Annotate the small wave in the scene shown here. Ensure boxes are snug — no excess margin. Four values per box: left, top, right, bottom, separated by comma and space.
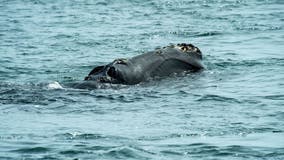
197, 94, 240, 103
51, 34, 73, 39
86, 145, 115, 151
55, 133, 104, 140
57, 144, 155, 159
138, 133, 200, 141
11, 147, 51, 153
75, 41, 101, 47
53, 133, 156, 158
253, 127, 283, 133
101, 145, 154, 159
55, 132, 129, 141
234, 23, 282, 32
59, 150, 86, 155
95, 1, 109, 6
158, 143, 284, 159
212, 58, 284, 69
262, 94, 284, 100
169, 31, 222, 37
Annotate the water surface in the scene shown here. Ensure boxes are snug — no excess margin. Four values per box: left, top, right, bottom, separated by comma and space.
0, 0, 284, 159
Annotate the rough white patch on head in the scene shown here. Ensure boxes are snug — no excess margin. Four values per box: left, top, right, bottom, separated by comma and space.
47, 81, 63, 89
174, 45, 192, 52
174, 45, 183, 51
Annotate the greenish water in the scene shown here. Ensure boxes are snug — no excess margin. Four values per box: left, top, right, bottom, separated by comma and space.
0, 0, 283, 159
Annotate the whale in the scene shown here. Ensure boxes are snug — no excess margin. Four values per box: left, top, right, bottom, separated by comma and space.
74, 43, 204, 89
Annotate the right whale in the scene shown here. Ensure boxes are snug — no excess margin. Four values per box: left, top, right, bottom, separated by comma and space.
75, 43, 204, 88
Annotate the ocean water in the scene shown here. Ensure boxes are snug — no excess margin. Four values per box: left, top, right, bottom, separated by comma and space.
0, 0, 284, 159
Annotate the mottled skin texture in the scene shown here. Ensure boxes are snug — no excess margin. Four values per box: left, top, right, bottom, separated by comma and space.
76, 43, 203, 88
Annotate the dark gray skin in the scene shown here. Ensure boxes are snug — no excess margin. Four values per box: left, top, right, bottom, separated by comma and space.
74, 43, 203, 89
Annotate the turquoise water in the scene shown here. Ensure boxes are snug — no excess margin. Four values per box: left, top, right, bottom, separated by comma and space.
1, 0, 284, 159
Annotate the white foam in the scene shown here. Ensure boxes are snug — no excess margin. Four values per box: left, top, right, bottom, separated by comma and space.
47, 81, 63, 89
